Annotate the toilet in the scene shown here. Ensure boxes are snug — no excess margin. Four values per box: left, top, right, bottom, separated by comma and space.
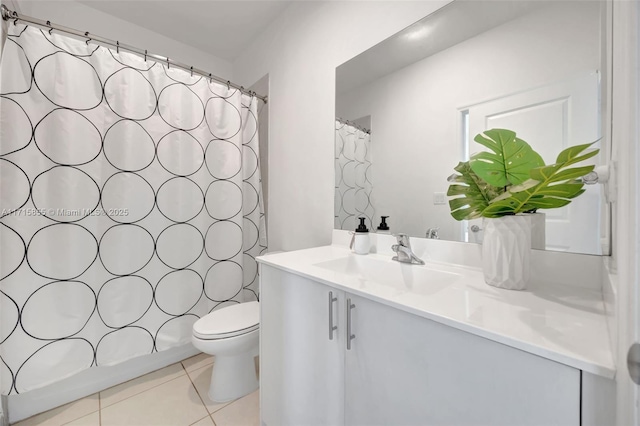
191, 301, 260, 402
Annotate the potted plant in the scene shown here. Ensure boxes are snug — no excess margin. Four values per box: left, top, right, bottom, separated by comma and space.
447, 128, 599, 290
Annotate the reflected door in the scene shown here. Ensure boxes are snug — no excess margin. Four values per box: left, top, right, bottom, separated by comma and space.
464, 72, 602, 254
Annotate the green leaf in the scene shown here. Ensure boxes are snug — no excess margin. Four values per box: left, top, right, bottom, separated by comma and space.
555, 143, 598, 166
484, 145, 600, 215
469, 128, 545, 187
532, 183, 585, 198
447, 129, 600, 218
547, 165, 595, 183
529, 164, 562, 182
446, 161, 504, 221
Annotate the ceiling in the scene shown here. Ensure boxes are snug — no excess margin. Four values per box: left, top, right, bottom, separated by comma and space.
79, 1, 292, 61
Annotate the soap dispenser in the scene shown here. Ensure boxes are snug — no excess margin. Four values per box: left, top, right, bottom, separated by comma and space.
377, 216, 390, 234
350, 217, 370, 255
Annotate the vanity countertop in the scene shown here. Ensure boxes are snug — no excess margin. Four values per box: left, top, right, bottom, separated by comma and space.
257, 245, 615, 379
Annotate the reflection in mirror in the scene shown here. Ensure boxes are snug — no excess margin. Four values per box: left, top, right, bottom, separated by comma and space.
335, 0, 608, 255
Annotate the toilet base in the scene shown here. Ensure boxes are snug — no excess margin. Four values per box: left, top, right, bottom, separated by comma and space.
208, 350, 259, 402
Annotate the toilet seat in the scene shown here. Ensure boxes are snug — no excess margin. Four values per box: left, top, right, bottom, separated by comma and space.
193, 301, 259, 340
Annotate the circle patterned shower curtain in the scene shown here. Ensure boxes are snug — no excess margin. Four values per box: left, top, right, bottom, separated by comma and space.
334, 120, 375, 231
0, 24, 267, 394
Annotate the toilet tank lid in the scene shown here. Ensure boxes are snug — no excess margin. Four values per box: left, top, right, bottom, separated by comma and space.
193, 301, 259, 336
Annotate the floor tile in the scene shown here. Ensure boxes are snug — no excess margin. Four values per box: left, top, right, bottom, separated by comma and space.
189, 416, 215, 426
186, 365, 232, 414
101, 375, 208, 426
63, 411, 100, 426
13, 394, 99, 426
100, 362, 185, 408
211, 390, 259, 426
182, 353, 214, 373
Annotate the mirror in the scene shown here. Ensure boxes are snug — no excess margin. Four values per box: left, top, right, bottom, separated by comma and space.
335, 0, 609, 255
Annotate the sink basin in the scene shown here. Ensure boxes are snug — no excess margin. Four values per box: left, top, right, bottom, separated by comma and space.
314, 255, 461, 295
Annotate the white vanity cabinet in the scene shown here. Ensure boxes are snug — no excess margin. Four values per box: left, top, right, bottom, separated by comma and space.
260, 264, 581, 426
345, 293, 580, 425
260, 265, 345, 426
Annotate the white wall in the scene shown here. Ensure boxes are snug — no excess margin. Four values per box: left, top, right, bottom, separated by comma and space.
233, 0, 451, 251
12, 1, 232, 78
336, 2, 601, 241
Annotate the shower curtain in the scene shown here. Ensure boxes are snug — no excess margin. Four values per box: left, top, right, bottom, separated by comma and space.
0, 24, 266, 394
335, 120, 375, 231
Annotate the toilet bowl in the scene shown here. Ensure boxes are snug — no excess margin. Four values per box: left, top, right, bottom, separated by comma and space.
191, 301, 259, 402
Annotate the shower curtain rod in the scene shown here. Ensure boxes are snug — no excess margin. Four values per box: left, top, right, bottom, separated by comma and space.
0, 4, 267, 103
336, 117, 371, 134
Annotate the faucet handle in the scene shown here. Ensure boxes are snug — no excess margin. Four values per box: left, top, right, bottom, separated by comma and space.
393, 233, 410, 246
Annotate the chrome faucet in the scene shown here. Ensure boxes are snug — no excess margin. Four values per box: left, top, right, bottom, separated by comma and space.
425, 227, 439, 239
392, 233, 425, 265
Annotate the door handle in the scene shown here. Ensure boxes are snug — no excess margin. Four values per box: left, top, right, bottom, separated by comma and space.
470, 225, 482, 233
346, 298, 356, 350
328, 291, 338, 340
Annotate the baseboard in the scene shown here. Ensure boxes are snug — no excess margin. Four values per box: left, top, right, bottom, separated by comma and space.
8, 344, 199, 423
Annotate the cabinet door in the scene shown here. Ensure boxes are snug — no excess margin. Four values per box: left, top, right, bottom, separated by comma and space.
344, 293, 580, 426
260, 265, 345, 426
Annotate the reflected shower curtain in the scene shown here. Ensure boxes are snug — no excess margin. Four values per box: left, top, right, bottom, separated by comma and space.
334, 120, 374, 231
0, 24, 266, 394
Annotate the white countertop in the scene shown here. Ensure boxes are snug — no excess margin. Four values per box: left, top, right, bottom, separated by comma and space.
257, 245, 615, 379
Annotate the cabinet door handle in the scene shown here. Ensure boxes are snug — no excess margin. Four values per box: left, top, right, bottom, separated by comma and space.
328, 291, 338, 340
346, 298, 356, 350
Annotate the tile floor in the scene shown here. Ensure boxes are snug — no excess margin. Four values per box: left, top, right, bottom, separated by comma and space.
12, 354, 259, 426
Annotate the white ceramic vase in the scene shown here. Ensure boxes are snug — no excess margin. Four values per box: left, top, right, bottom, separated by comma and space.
529, 212, 546, 250
482, 215, 532, 290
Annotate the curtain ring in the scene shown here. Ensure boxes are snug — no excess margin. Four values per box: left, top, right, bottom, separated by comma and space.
227, 80, 230, 90
167, 57, 170, 69
116, 41, 119, 54
144, 50, 147, 62
84, 31, 91, 45
209, 73, 212, 84
46, 20, 53, 35
190, 66, 193, 77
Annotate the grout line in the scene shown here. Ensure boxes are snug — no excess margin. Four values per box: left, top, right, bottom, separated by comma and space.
185, 364, 234, 416
188, 415, 211, 426
182, 355, 214, 375
52, 395, 102, 426
183, 363, 210, 415
210, 414, 217, 425
100, 363, 186, 410
20, 394, 101, 426
214, 391, 250, 414
100, 373, 187, 414
98, 390, 102, 426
